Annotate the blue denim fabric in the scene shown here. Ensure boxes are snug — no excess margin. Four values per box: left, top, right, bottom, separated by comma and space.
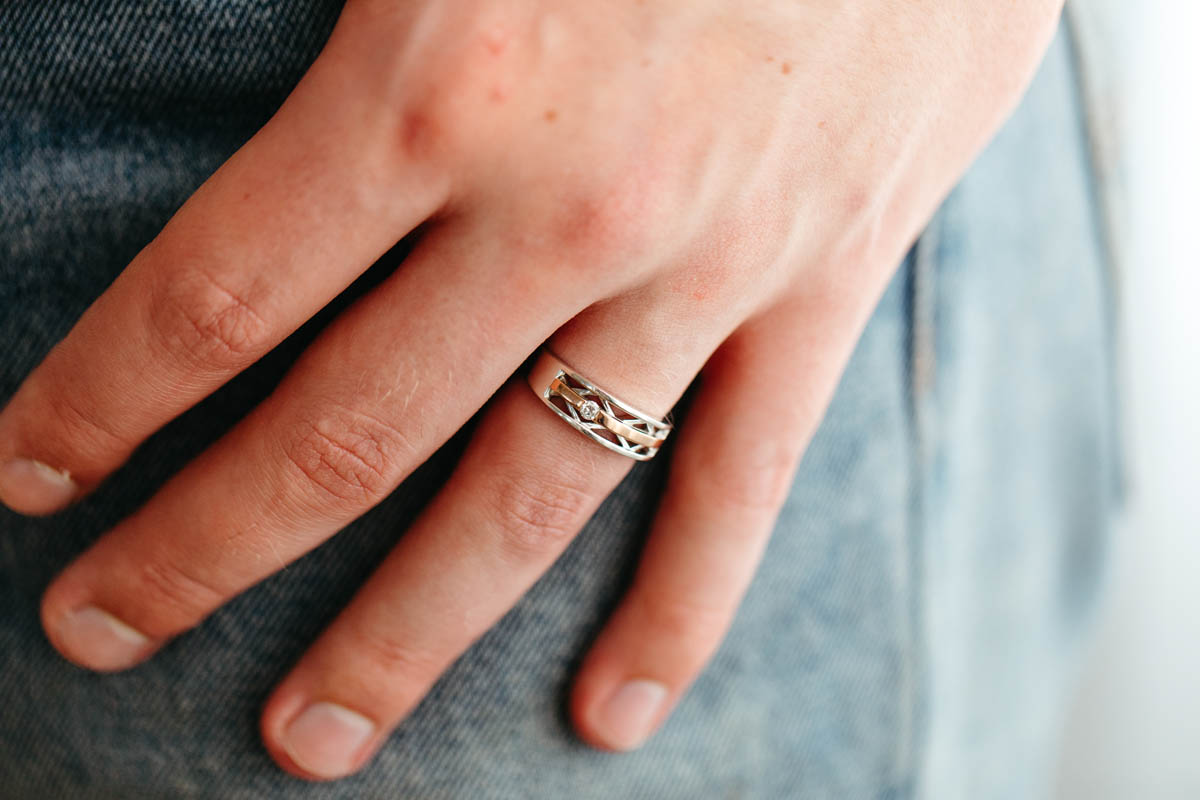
0, 3, 1120, 798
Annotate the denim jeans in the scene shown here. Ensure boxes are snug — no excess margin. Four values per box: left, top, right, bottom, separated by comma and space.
0, 3, 1121, 798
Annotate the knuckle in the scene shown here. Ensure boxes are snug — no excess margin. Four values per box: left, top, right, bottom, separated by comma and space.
389, 76, 499, 168
550, 180, 656, 262
279, 410, 411, 509
353, 625, 440, 685
35, 382, 135, 468
529, 176, 668, 295
636, 586, 731, 649
146, 264, 272, 373
360, 15, 526, 166
130, 558, 224, 636
692, 439, 800, 515
491, 468, 594, 559
392, 103, 450, 164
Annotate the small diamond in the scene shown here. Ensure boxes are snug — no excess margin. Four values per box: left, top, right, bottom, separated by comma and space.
578, 400, 600, 421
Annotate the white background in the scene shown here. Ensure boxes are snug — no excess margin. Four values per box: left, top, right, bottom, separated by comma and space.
1055, 1, 1200, 797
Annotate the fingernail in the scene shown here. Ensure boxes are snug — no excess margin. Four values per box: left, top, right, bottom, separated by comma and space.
54, 606, 153, 672
0, 458, 77, 515
283, 702, 376, 779
593, 679, 668, 750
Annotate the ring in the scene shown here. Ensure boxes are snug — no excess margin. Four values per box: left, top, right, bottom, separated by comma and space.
526, 348, 673, 461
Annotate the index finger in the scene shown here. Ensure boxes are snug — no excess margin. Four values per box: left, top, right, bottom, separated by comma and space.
0, 16, 446, 515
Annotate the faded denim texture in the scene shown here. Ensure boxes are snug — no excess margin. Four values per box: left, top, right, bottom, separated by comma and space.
0, 3, 1121, 798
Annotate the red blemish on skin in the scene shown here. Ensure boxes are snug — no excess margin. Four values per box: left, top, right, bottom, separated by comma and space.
666, 274, 715, 303
544, 108, 557, 122
818, 120, 827, 129
781, 62, 791, 75
765, 55, 774, 62
489, 85, 508, 103
483, 27, 509, 56
641, 57, 651, 67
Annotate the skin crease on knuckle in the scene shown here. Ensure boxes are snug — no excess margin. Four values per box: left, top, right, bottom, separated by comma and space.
276, 409, 415, 512
23, 380, 137, 490
108, 557, 227, 639
491, 466, 599, 560
632, 582, 735, 653
40, 547, 224, 661
143, 257, 274, 379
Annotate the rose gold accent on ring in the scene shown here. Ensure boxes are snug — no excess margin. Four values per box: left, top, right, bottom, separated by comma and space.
526, 348, 673, 460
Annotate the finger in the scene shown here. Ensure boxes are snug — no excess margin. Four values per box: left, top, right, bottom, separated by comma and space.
570, 298, 852, 751
258, 300, 722, 781
0, 13, 448, 515
37, 219, 590, 673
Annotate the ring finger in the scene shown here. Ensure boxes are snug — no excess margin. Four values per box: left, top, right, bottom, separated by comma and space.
258, 290, 731, 780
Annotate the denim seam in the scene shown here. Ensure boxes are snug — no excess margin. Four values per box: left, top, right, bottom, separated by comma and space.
895, 206, 942, 800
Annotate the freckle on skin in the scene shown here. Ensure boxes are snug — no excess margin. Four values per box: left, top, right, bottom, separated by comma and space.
544, 108, 557, 122
641, 57, 651, 67
765, 55, 774, 62
818, 120, 827, 129
781, 62, 791, 75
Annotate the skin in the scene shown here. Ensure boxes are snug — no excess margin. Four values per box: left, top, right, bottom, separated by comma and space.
0, 0, 1064, 782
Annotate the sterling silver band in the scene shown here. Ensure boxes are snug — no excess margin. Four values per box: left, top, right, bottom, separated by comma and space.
526, 348, 673, 460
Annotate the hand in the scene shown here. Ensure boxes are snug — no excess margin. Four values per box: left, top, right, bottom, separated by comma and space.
0, 0, 1062, 781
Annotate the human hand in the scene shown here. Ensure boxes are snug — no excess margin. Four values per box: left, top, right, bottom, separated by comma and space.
0, 0, 1063, 781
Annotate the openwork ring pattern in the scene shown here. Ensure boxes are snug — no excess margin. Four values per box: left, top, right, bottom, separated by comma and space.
526, 349, 673, 461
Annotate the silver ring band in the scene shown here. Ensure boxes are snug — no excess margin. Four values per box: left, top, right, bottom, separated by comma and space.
527, 348, 673, 460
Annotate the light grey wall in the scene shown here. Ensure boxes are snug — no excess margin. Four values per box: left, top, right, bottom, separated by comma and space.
1056, 2, 1200, 797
